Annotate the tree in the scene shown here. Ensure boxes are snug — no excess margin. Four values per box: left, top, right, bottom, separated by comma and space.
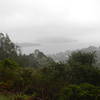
68, 51, 96, 66
0, 33, 20, 60
59, 84, 100, 100
0, 59, 19, 92
66, 51, 100, 85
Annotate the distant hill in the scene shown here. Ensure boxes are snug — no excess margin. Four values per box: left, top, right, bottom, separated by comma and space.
48, 46, 100, 66
16, 41, 100, 66
48, 50, 72, 63
17, 49, 55, 68
33, 49, 55, 67
16, 42, 40, 47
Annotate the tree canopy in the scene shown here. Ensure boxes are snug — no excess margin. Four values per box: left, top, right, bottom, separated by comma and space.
0, 33, 100, 100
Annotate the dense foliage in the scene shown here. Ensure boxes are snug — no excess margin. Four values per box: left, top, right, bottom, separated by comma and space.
0, 33, 100, 100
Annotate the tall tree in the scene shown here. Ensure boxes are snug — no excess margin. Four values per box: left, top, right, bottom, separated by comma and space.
0, 33, 19, 60
68, 51, 96, 66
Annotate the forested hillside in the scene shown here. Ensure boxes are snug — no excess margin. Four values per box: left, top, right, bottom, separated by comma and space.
0, 33, 100, 100
49, 46, 100, 67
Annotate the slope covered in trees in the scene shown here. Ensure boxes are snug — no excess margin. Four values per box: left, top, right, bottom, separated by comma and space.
49, 46, 100, 67
0, 33, 100, 100
0, 33, 54, 68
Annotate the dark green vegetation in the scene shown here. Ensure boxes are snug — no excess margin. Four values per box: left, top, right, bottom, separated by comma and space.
0, 33, 100, 100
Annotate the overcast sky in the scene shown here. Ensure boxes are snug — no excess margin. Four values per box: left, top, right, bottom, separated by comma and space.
0, 0, 100, 54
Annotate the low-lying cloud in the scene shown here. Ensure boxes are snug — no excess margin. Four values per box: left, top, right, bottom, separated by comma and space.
37, 37, 77, 44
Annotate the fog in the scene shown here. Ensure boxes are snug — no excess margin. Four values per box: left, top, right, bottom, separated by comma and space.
0, 0, 100, 54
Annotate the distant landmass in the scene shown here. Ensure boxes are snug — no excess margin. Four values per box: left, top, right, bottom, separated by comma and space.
16, 42, 40, 47
48, 50, 72, 63
16, 42, 100, 66
48, 46, 100, 66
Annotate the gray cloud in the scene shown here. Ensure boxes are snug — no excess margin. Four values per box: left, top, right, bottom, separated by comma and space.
0, 0, 100, 53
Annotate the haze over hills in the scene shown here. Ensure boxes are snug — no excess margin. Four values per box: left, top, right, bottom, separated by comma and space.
0, 0, 100, 99
15, 40, 99, 54
16, 42, 100, 65
48, 46, 100, 65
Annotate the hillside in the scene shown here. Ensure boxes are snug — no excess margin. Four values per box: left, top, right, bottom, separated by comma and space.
49, 46, 100, 66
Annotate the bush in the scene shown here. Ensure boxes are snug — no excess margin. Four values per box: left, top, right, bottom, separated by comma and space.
59, 84, 100, 100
